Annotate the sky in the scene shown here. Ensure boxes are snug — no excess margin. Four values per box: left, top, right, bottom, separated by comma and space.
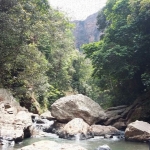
48, 0, 107, 20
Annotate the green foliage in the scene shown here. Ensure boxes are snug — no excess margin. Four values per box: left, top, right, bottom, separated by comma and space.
0, 0, 77, 110
97, 8, 107, 31
71, 51, 93, 94
83, 0, 150, 106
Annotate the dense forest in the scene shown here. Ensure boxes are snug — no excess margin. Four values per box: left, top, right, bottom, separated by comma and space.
0, 0, 150, 112
0, 0, 96, 112
83, 0, 150, 106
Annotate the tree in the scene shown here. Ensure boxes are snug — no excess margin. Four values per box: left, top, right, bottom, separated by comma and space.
83, 0, 150, 106
0, 0, 77, 110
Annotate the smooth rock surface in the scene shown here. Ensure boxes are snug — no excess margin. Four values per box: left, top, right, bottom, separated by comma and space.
51, 94, 106, 125
58, 118, 93, 140
125, 120, 150, 142
91, 125, 120, 136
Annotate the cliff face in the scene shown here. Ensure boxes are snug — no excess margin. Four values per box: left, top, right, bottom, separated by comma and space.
73, 12, 101, 50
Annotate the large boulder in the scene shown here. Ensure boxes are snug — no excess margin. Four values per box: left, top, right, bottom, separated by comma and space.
125, 120, 150, 142
0, 110, 33, 143
91, 125, 120, 136
18, 140, 87, 150
51, 94, 106, 125
58, 118, 93, 140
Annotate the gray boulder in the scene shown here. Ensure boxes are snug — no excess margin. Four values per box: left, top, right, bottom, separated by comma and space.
0, 89, 34, 146
91, 125, 120, 137
0, 110, 33, 143
125, 120, 150, 142
51, 94, 106, 125
58, 118, 93, 140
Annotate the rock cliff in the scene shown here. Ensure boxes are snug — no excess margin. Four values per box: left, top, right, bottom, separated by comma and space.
73, 12, 101, 50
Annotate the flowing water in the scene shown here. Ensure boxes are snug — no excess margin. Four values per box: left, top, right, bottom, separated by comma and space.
1, 133, 148, 150
0, 118, 149, 150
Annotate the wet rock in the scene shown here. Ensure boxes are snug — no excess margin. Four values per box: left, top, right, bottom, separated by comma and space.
104, 134, 113, 139
50, 121, 66, 134
35, 119, 55, 132
35, 118, 45, 124
91, 125, 120, 137
95, 144, 111, 150
58, 118, 93, 140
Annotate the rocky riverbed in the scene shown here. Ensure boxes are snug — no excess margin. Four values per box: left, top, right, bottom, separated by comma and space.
0, 90, 150, 150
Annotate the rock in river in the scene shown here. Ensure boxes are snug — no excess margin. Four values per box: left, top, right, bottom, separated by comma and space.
91, 125, 120, 136
125, 120, 150, 142
51, 94, 106, 125
58, 118, 93, 140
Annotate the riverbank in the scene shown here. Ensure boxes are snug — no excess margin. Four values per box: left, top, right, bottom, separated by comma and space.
12, 134, 148, 150
0, 90, 150, 150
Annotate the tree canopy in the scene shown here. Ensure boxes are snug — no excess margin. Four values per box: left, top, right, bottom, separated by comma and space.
0, 0, 99, 111
2, 0, 150, 110
83, 0, 150, 106
0, 0, 75, 110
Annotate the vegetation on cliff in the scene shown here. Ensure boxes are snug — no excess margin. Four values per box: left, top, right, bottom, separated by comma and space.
1, 0, 150, 111
82, 0, 150, 106
0, 0, 97, 111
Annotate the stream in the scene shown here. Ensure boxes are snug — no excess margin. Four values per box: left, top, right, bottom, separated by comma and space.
1, 133, 148, 150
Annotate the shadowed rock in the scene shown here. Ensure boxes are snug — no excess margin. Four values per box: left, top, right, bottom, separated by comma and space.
40, 111, 55, 121
91, 125, 120, 136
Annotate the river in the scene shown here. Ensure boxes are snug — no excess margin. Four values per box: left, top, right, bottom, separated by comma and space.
1, 133, 148, 150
